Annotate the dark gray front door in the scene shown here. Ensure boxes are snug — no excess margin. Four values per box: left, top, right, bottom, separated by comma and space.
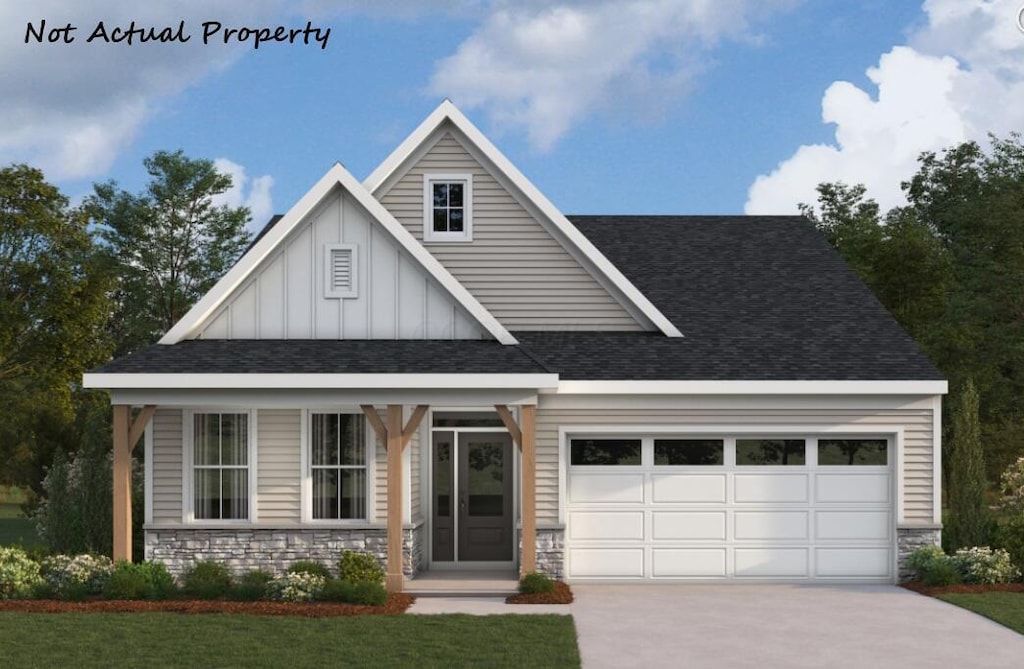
432, 431, 513, 562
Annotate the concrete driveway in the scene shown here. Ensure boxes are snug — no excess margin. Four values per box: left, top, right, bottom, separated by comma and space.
570, 584, 1024, 668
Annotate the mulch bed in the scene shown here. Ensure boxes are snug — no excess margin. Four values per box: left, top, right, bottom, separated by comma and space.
0, 594, 414, 617
506, 581, 573, 605
901, 581, 1024, 597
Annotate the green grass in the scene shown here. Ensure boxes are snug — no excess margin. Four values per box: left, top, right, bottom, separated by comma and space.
0, 612, 580, 668
0, 485, 28, 506
938, 593, 1024, 635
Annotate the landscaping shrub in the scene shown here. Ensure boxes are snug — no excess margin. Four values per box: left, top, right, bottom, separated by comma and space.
944, 380, 993, 551
996, 516, 1024, 576
105, 561, 158, 600
518, 571, 555, 594
337, 550, 384, 586
0, 546, 42, 599
232, 569, 274, 601
318, 578, 388, 605
183, 561, 233, 600
950, 546, 1020, 585
906, 546, 961, 586
41, 554, 114, 600
141, 561, 178, 600
998, 457, 1024, 574
286, 560, 332, 580
267, 572, 326, 602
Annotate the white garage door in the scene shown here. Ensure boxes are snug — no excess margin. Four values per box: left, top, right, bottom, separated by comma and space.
566, 436, 893, 581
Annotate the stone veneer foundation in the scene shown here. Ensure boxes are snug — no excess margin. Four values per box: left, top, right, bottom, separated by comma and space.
146, 524, 425, 579
520, 526, 565, 579
896, 525, 942, 581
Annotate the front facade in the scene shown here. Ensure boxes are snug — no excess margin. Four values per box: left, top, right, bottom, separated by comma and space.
84, 102, 946, 589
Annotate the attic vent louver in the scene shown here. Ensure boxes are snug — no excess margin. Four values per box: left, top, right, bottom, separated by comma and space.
324, 244, 357, 298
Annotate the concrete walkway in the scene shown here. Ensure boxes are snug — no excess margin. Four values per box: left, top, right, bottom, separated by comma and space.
408, 584, 1024, 668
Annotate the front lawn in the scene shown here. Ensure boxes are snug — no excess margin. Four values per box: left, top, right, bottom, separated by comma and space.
938, 593, 1024, 635
0, 612, 580, 668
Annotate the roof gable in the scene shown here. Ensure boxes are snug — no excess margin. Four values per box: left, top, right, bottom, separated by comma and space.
365, 100, 682, 338
160, 163, 517, 345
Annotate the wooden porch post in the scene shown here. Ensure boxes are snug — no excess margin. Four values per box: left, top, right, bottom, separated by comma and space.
112, 404, 156, 563
495, 404, 538, 576
361, 404, 428, 593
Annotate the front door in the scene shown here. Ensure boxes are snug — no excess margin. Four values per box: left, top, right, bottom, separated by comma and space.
432, 431, 514, 563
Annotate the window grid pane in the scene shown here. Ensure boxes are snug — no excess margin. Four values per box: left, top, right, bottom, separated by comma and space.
193, 413, 249, 520
654, 439, 725, 466
818, 439, 888, 465
735, 439, 806, 466
311, 414, 367, 520
570, 439, 642, 466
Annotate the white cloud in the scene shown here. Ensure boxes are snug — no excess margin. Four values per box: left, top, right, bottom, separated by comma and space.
429, 0, 800, 151
212, 158, 275, 232
0, 1, 282, 180
745, 0, 1024, 214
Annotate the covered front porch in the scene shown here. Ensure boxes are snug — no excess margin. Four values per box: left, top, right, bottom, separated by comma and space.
96, 374, 556, 593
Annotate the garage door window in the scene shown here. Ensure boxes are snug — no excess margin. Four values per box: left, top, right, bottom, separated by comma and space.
570, 439, 641, 465
654, 439, 724, 465
736, 439, 806, 465
818, 439, 887, 466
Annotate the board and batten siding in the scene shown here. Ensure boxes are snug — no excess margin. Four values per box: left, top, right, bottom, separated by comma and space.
151, 408, 183, 523
533, 404, 935, 527
256, 409, 301, 522
377, 129, 643, 331
199, 189, 485, 340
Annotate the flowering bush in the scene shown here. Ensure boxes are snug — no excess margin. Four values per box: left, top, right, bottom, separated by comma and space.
951, 546, 1020, 584
1000, 457, 1024, 514
267, 572, 326, 602
0, 547, 43, 599
41, 554, 114, 598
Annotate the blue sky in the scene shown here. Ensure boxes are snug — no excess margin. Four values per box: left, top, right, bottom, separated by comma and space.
3, 1, 1023, 230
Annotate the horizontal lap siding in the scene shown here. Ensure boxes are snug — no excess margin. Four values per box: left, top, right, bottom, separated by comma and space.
256, 410, 301, 522
534, 406, 934, 526
378, 131, 642, 331
151, 408, 182, 523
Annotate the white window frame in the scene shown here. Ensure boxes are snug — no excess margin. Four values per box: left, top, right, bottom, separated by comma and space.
423, 173, 473, 242
182, 409, 258, 524
300, 409, 376, 524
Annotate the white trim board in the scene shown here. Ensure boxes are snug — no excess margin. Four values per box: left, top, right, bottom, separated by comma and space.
158, 162, 516, 346
85, 373, 559, 390
364, 100, 682, 339
549, 380, 949, 395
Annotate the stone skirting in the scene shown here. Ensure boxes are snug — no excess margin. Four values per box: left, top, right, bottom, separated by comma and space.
897, 525, 942, 581
519, 527, 565, 579
145, 525, 425, 579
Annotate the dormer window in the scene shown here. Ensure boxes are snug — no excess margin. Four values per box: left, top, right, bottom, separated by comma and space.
424, 174, 472, 242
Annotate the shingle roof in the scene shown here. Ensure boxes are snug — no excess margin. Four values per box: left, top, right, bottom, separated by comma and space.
89, 215, 943, 382
559, 215, 943, 380
91, 339, 548, 375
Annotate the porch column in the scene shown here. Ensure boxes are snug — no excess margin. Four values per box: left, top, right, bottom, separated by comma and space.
496, 404, 538, 576
361, 404, 428, 593
112, 404, 156, 562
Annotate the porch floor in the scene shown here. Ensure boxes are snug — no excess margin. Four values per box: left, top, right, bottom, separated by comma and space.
405, 570, 519, 598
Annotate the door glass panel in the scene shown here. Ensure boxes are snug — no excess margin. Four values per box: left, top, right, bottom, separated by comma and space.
434, 434, 452, 518
818, 439, 888, 465
735, 439, 806, 465
432, 412, 505, 428
654, 439, 724, 465
466, 442, 504, 517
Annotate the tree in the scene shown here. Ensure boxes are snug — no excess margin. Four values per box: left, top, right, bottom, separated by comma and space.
85, 150, 252, 356
945, 379, 991, 551
0, 164, 112, 489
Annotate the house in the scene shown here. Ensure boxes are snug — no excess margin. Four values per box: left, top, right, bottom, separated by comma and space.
83, 101, 946, 590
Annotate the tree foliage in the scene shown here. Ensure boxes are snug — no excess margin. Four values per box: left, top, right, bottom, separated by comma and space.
0, 164, 112, 491
803, 133, 1024, 483
944, 379, 992, 550
85, 150, 251, 356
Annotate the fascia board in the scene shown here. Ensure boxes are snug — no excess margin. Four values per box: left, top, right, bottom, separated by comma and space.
83, 373, 559, 390
364, 100, 683, 338
550, 380, 949, 395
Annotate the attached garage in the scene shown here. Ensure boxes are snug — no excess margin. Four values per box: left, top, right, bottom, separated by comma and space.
565, 434, 894, 581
